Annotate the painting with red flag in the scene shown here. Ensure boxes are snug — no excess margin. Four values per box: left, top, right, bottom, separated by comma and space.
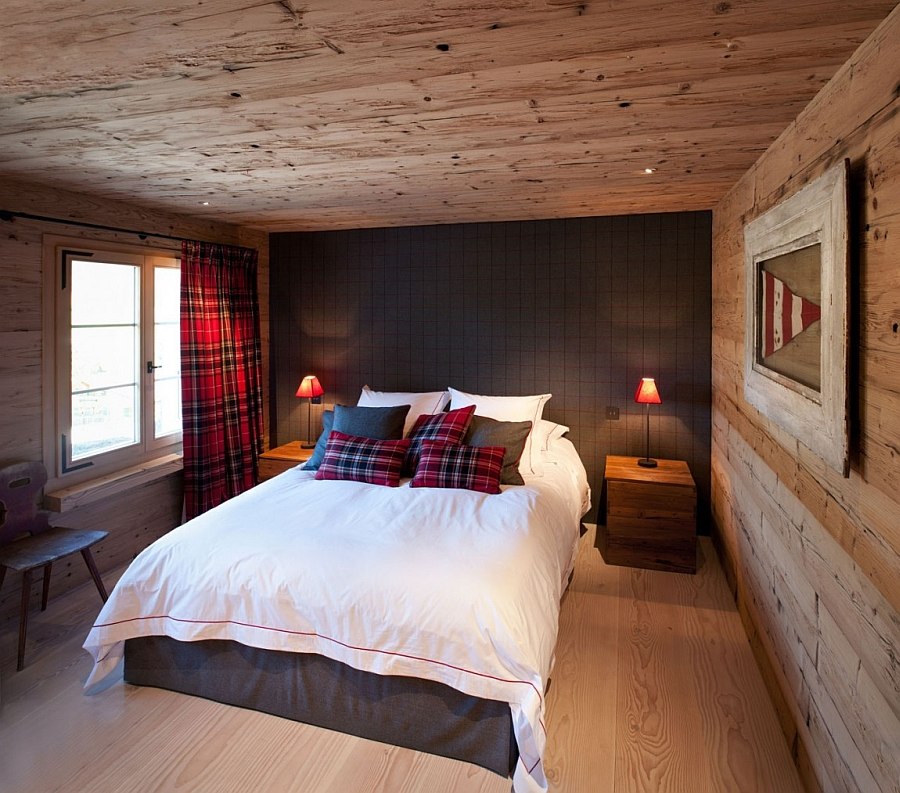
761, 270, 822, 357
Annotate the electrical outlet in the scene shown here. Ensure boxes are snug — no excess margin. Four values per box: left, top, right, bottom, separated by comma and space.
605, 406, 620, 420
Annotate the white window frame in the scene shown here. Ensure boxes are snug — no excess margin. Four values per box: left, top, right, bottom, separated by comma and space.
42, 236, 183, 491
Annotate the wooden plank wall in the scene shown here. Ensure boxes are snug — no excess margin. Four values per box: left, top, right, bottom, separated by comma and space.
0, 177, 269, 628
710, 8, 900, 793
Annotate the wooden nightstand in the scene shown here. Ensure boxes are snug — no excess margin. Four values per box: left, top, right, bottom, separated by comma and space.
258, 441, 312, 481
598, 455, 697, 574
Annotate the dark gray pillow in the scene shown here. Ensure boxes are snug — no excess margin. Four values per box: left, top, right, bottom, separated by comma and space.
464, 415, 532, 486
302, 404, 410, 471
333, 403, 410, 440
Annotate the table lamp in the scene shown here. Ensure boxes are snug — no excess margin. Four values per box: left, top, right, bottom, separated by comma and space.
634, 377, 661, 468
296, 375, 324, 448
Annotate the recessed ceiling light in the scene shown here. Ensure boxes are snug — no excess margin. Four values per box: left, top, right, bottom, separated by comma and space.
201, 201, 210, 206
644, 168, 656, 174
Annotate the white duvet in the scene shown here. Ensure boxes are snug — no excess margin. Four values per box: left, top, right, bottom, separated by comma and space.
84, 438, 590, 793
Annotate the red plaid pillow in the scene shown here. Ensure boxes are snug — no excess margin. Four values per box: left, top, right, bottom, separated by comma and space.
410, 440, 505, 494
404, 404, 476, 476
315, 431, 411, 487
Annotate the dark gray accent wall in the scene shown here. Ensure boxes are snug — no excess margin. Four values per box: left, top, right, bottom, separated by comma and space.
270, 212, 711, 526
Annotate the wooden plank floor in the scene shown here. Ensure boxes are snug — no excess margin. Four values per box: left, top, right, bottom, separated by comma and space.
0, 527, 803, 792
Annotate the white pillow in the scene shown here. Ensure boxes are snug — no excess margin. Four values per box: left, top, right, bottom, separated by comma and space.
533, 419, 569, 452
357, 385, 450, 436
447, 387, 551, 475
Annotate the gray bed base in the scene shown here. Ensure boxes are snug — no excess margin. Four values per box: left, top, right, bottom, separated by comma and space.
124, 636, 518, 777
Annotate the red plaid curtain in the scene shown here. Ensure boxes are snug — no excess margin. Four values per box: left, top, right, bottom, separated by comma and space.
181, 241, 263, 519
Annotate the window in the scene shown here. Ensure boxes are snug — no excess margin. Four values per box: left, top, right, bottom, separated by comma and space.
45, 240, 182, 484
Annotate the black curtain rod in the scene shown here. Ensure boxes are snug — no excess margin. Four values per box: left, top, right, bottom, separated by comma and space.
0, 208, 186, 243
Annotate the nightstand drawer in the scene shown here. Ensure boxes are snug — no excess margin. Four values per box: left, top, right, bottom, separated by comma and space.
607, 481, 695, 523
258, 457, 303, 480
258, 441, 312, 482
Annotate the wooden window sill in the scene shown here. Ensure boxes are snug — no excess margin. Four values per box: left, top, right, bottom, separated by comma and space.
45, 454, 183, 512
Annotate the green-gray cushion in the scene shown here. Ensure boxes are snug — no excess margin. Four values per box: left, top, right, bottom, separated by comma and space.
463, 415, 532, 486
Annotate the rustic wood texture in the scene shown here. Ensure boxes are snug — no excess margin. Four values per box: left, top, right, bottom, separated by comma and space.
600, 456, 697, 573
0, 528, 803, 793
742, 161, 850, 475
0, 1, 894, 231
0, 525, 108, 670
42, 453, 184, 512
613, 548, 803, 792
0, 176, 269, 627
258, 440, 312, 480
604, 456, 697, 489
711, 7, 900, 793
0, 473, 182, 628
0, 528, 107, 572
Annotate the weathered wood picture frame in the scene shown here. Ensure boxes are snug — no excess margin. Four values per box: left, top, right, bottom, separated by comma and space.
743, 160, 850, 476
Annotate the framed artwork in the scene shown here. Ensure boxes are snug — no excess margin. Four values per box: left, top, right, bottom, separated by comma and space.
743, 160, 850, 476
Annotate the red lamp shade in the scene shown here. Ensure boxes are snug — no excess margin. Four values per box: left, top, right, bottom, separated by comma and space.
296, 375, 324, 399
634, 377, 661, 405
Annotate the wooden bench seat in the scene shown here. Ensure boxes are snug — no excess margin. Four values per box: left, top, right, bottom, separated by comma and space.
0, 462, 109, 670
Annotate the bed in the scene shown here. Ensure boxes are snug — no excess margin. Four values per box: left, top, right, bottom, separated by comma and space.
84, 430, 590, 793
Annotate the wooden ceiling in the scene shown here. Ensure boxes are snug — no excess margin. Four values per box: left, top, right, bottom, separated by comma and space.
0, 1, 895, 231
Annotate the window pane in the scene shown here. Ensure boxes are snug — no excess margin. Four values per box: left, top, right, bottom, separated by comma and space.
69, 258, 141, 461
154, 267, 181, 324
60, 253, 182, 468
71, 260, 139, 326
154, 378, 182, 438
71, 385, 139, 460
153, 323, 181, 374
154, 264, 182, 440
72, 326, 139, 392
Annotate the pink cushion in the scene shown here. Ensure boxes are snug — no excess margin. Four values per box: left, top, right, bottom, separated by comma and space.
410, 440, 505, 494
315, 431, 411, 487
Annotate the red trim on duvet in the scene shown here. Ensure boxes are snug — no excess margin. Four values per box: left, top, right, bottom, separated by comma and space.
98, 613, 547, 733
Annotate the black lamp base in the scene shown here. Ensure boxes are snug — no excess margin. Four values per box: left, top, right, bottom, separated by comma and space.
302, 398, 320, 450
637, 458, 658, 468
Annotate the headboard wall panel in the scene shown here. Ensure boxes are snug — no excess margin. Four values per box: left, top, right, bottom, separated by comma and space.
270, 212, 711, 525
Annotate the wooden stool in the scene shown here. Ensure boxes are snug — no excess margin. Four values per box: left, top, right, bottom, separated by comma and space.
0, 462, 109, 671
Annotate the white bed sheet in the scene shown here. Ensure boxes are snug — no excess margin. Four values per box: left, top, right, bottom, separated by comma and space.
84, 437, 590, 793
